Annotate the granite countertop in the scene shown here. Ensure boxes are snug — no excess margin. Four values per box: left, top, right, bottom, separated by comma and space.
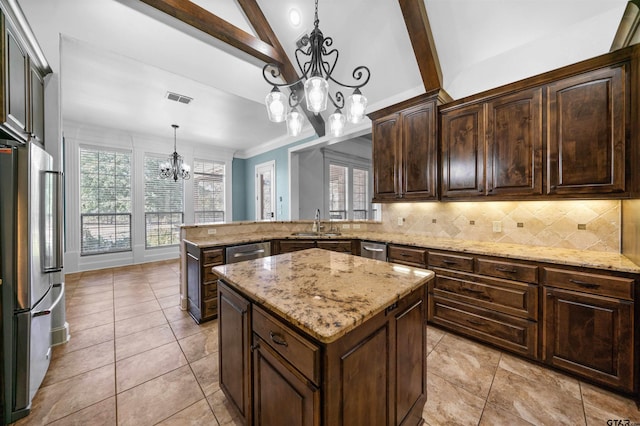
185, 231, 640, 274
214, 248, 434, 344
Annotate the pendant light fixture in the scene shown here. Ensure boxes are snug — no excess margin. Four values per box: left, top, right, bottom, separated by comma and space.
159, 124, 190, 181
263, 0, 370, 138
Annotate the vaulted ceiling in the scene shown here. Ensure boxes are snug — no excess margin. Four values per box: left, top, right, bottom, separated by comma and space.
18, 0, 628, 157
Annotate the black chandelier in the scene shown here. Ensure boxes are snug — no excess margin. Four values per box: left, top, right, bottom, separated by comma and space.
159, 124, 190, 181
263, 0, 371, 137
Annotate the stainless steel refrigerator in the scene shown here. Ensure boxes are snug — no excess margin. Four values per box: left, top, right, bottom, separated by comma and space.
0, 141, 63, 423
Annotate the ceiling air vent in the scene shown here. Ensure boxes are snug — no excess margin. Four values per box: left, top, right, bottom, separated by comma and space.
165, 91, 193, 105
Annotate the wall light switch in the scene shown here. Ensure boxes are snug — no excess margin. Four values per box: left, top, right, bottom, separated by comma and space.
352, 224, 360, 229
492, 221, 502, 232
208, 228, 217, 235
397, 217, 404, 226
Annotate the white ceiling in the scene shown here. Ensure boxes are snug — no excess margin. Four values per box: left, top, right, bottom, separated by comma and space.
17, 0, 628, 157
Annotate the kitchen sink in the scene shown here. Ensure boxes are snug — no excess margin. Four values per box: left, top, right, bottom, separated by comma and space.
291, 232, 342, 237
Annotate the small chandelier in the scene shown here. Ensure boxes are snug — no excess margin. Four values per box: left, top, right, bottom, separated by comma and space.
159, 124, 190, 181
263, 0, 371, 138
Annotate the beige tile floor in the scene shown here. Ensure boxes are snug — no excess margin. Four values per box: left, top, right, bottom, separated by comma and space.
13, 259, 640, 425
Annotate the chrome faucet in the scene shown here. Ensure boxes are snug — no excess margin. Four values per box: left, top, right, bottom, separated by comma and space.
314, 208, 321, 233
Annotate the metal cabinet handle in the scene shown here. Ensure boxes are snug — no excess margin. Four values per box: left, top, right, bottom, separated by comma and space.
399, 253, 410, 257
466, 318, 484, 326
233, 249, 265, 258
463, 287, 484, 294
269, 331, 288, 347
495, 266, 517, 273
442, 260, 457, 265
363, 247, 384, 252
569, 279, 599, 289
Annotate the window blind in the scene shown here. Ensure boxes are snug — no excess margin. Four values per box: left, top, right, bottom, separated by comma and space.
329, 164, 347, 220
193, 159, 225, 223
144, 155, 184, 248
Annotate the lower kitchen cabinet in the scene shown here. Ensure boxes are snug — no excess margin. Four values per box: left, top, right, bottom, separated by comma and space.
542, 268, 635, 392
218, 280, 252, 424
274, 239, 357, 255
185, 243, 223, 323
388, 244, 427, 268
218, 279, 427, 426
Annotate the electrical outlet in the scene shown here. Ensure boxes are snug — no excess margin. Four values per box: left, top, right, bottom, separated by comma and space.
397, 217, 404, 226
578, 224, 587, 230
342, 224, 351, 229
208, 228, 217, 235
492, 221, 502, 232
352, 223, 360, 229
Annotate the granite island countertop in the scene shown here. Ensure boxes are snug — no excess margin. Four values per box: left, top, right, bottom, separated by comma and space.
213, 248, 434, 344
185, 231, 640, 274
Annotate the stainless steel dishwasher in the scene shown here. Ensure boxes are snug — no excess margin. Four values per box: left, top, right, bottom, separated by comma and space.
225, 242, 271, 263
360, 241, 387, 261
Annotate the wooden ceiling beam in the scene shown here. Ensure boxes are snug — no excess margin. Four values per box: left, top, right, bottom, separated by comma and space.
139, 0, 325, 137
398, 0, 443, 91
236, 0, 325, 137
139, 0, 281, 65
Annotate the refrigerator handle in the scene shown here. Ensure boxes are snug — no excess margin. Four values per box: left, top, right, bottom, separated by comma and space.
33, 283, 65, 317
43, 171, 64, 272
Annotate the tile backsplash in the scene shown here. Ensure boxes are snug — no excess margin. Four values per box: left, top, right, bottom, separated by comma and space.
381, 200, 620, 252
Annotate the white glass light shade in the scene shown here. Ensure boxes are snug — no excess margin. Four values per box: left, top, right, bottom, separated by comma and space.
286, 109, 304, 137
304, 76, 329, 113
265, 88, 286, 122
346, 90, 368, 123
328, 110, 346, 137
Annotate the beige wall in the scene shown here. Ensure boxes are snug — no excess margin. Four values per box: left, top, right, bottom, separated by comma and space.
381, 200, 621, 253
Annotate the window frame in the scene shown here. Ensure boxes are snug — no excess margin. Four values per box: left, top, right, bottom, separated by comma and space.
192, 158, 226, 224
78, 146, 133, 256
323, 149, 373, 221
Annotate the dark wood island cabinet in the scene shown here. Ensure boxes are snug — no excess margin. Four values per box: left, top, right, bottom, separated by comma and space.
215, 248, 434, 426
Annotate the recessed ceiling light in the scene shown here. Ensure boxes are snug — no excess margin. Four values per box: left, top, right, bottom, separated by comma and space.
289, 8, 301, 27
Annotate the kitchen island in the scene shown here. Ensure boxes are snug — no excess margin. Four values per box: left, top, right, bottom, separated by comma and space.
214, 248, 434, 426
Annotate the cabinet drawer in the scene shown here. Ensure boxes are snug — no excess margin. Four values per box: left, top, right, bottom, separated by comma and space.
202, 266, 219, 284
203, 281, 218, 300
476, 258, 538, 284
203, 248, 224, 265
252, 306, 320, 385
428, 251, 474, 273
388, 245, 427, 267
316, 240, 352, 253
543, 268, 634, 300
430, 270, 537, 320
279, 240, 316, 254
203, 298, 218, 318
429, 296, 537, 358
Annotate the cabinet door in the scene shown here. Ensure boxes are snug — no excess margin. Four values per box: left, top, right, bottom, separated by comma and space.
394, 298, 426, 426
252, 336, 320, 426
486, 88, 542, 197
2, 24, 28, 140
218, 281, 252, 423
372, 113, 400, 201
543, 287, 633, 392
401, 101, 438, 200
441, 103, 485, 198
316, 240, 353, 254
546, 66, 627, 195
29, 63, 44, 144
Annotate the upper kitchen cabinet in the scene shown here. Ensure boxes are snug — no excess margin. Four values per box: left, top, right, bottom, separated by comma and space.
440, 103, 485, 199
546, 65, 627, 196
369, 89, 450, 202
441, 87, 543, 200
0, 9, 49, 144
439, 44, 640, 200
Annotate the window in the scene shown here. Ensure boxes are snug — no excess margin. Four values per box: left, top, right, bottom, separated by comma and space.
144, 155, 184, 248
352, 168, 368, 220
79, 147, 132, 255
193, 159, 225, 223
329, 164, 347, 220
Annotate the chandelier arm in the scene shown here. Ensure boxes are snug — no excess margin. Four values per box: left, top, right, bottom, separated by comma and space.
263, 63, 306, 88
328, 91, 345, 110
325, 65, 371, 90
288, 91, 303, 109
320, 38, 338, 77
